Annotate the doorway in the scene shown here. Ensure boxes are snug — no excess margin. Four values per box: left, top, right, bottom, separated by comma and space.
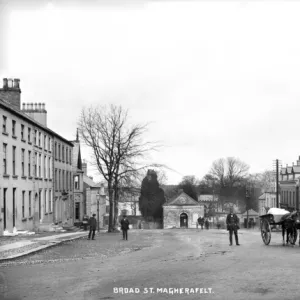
13, 188, 16, 227
180, 213, 188, 228
3, 188, 7, 230
75, 202, 80, 220
39, 190, 41, 220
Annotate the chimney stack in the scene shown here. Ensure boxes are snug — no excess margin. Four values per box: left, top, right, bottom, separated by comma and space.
0, 78, 21, 110
297, 156, 300, 166
22, 101, 48, 127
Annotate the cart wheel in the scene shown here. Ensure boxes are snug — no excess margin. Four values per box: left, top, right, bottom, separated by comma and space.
287, 227, 298, 245
261, 219, 271, 245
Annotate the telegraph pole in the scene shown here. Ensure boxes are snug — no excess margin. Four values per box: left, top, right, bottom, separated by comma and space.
273, 159, 281, 208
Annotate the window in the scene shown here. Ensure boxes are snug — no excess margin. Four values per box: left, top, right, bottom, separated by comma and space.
12, 120, 16, 136
69, 149, 71, 164
66, 171, 68, 190
28, 127, 31, 143
59, 170, 61, 190
62, 170, 65, 190
28, 151, 31, 177
29, 191, 32, 216
39, 154, 41, 177
70, 172, 72, 190
12, 146, 16, 175
74, 175, 79, 190
21, 124, 25, 140
22, 191, 25, 218
34, 152, 37, 177
38, 132, 41, 147
48, 157, 51, 178
66, 148, 68, 164
62, 146, 64, 162
44, 135, 47, 150
48, 137, 51, 151
2, 116, 7, 133
34, 130, 37, 145
3, 143, 7, 174
106, 206, 110, 214
44, 155, 47, 178
45, 189, 47, 213
55, 142, 57, 159
49, 190, 52, 212
55, 169, 58, 190
58, 144, 61, 161
21, 149, 25, 176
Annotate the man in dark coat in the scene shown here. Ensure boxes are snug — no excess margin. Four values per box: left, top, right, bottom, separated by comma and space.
198, 217, 204, 229
120, 216, 130, 241
226, 208, 240, 246
88, 214, 97, 240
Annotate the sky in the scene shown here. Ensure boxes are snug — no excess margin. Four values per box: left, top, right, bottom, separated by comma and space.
1, 0, 300, 184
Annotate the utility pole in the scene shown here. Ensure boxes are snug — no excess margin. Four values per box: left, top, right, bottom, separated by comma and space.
273, 159, 281, 208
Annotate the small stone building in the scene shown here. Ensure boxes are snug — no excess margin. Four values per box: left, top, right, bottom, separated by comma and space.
163, 191, 204, 229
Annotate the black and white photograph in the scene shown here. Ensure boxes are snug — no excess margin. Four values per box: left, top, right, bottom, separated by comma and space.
0, 0, 300, 299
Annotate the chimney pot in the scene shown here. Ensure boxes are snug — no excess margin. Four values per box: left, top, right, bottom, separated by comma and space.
13, 79, 20, 89
38, 103, 41, 110
22, 103, 25, 110
8, 79, 13, 88
35, 103, 38, 110
42, 103, 45, 110
3, 78, 8, 88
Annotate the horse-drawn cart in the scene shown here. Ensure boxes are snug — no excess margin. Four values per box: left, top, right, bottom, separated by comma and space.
260, 208, 299, 245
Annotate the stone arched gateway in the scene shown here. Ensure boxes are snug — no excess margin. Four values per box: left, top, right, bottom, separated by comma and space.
163, 192, 204, 229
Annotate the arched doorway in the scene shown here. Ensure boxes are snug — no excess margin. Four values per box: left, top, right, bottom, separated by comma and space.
180, 213, 188, 228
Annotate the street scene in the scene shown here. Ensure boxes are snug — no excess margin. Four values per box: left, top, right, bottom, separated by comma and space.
1, 1, 300, 299
1, 228, 300, 300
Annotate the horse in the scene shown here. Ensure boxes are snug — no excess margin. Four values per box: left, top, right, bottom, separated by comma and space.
281, 211, 300, 246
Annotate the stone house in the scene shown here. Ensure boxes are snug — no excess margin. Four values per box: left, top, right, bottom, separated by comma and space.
163, 191, 204, 229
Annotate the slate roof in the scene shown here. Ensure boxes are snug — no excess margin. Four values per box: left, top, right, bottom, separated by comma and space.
163, 191, 200, 206
0, 98, 73, 146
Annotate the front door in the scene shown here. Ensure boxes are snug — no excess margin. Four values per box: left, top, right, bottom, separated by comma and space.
12, 188, 16, 227
180, 213, 188, 228
75, 202, 80, 220
39, 190, 41, 220
3, 188, 7, 230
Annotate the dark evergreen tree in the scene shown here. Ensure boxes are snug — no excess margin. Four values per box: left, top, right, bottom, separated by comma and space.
139, 170, 165, 221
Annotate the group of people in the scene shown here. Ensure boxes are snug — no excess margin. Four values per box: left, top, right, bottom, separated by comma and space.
197, 217, 210, 229
84, 210, 240, 246
83, 214, 130, 241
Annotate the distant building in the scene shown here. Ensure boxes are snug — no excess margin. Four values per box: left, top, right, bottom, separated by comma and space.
163, 191, 204, 229
258, 191, 279, 215
280, 158, 300, 211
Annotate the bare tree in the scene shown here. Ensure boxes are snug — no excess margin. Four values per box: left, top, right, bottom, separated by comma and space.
227, 157, 250, 187
209, 157, 249, 188
78, 104, 163, 232
210, 158, 226, 187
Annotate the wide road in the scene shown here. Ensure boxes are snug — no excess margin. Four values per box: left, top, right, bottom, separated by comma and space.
0, 228, 299, 300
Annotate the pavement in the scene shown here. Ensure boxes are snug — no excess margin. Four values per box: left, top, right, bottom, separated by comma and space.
0, 230, 106, 261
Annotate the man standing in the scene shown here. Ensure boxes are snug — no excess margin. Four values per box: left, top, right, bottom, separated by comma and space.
88, 214, 97, 240
226, 208, 240, 246
198, 217, 204, 229
121, 215, 130, 241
